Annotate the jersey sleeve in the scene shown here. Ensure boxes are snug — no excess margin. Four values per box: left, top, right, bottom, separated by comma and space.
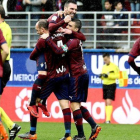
128, 38, 140, 72
36, 39, 46, 51
72, 31, 86, 41
0, 29, 6, 47
46, 37, 66, 54
30, 47, 39, 60
129, 38, 140, 58
30, 39, 46, 60
48, 15, 65, 33
66, 39, 79, 51
108, 65, 120, 80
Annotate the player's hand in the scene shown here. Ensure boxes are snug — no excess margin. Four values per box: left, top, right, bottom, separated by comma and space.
40, 33, 49, 39
57, 10, 64, 18
64, 15, 71, 23
60, 29, 72, 34
102, 74, 108, 78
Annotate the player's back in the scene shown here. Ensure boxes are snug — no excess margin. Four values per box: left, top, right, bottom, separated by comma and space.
67, 39, 87, 77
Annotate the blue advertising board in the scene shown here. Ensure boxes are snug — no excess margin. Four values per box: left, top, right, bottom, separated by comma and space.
8, 49, 140, 88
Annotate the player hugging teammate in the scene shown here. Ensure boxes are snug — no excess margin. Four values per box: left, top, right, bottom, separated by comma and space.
18, 0, 101, 140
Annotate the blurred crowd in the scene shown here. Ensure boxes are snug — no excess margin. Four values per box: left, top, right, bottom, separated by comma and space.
0, 0, 138, 19
0, 0, 140, 49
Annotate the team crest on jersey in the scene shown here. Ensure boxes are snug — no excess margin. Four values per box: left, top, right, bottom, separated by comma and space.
83, 65, 87, 70
52, 16, 57, 21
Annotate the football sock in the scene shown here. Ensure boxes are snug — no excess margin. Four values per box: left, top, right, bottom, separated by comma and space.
0, 107, 14, 130
80, 106, 96, 128
0, 122, 8, 139
73, 109, 84, 138
30, 75, 47, 106
62, 108, 71, 137
105, 105, 113, 122
30, 113, 38, 135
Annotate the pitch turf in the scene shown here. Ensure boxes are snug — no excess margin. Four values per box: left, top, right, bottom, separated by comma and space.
9, 122, 140, 140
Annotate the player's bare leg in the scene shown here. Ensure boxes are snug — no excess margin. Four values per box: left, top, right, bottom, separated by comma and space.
59, 100, 72, 140
105, 99, 113, 123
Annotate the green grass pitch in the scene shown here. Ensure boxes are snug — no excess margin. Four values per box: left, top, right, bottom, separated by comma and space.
8, 122, 140, 140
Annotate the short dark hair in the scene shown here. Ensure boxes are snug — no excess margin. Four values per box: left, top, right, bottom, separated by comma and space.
103, 53, 110, 58
105, 0, 112, 4
71, 18, 82, 32
114, 1, 122, 7
64, 0, 77, 8
38, 19, 49, 30
0, 5, 5, 19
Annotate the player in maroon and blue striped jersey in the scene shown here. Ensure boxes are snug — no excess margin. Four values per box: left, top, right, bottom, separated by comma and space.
18, 19, 70, 140
47, 0, 86, 45
0, 29, 21, 140
45, 19, 101, 140
128, 37, 140, 75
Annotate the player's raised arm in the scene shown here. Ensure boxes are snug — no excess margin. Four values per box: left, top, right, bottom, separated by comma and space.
72, 31, 86, 41
128, 37, 140, 74
48, 15, 71, 33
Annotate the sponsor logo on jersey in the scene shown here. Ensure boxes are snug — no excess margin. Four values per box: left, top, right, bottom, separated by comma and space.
56, 65, 66, 74
52, 16, 57, 21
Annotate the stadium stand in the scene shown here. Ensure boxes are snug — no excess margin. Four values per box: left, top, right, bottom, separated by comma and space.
1, 0, 140, 49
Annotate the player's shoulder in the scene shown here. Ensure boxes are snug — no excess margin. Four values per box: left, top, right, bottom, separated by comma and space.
111, 62, 118, 67
48, 13, 60, 22
134, 37, 140, 45
37, 38, 45, 45
68, 38, 80, 43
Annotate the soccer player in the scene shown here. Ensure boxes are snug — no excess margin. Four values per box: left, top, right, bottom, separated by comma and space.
47, 0, 86, 45
47, 1, 86, 139
0, 29, 21, 140
46, 19, 101, 140
18, 19, 70, 140
0, 5, 12, 95
99, 53, 119, 124
128, 37, 140, 75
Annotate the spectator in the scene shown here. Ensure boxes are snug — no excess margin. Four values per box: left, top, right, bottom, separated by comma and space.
41, 0, 53, 19
23, 0, 42, 19
76, 0, 83, 19
113, 1, 128, 33
129, 0, 140, 19
52, 0, 68, 11
102, 0, 106, 11
101, 0, 114, 41
15, 0, 24, 11
83, 0, 102, 18
1, 0, 8, 16
7, 0, 17, 12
